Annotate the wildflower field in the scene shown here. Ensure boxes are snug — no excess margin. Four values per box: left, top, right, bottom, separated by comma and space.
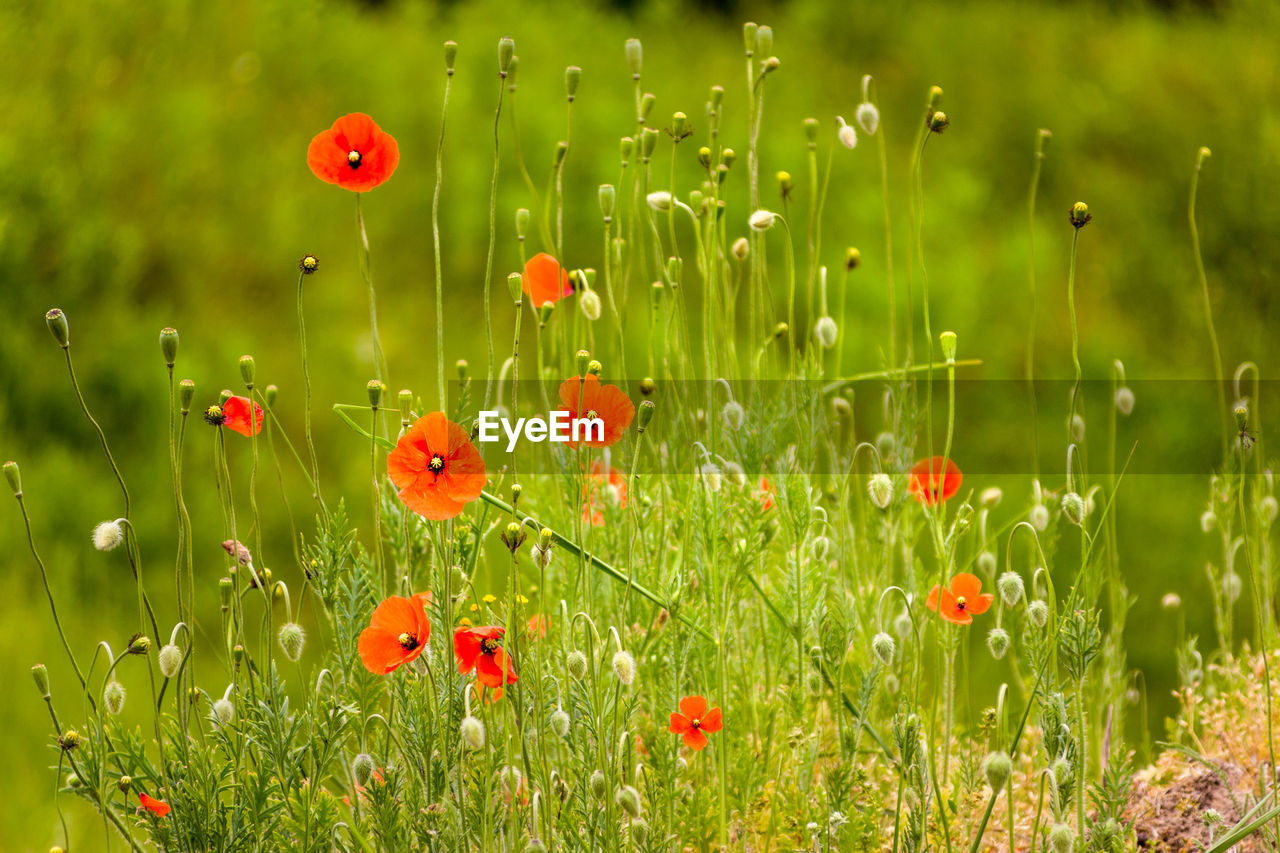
3, 0, 1280, 850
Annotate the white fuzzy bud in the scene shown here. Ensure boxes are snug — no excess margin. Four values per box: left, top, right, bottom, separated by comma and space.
699, 463, 722, 492
986, 627, 1010, 660
722, 400, 745, 430
872, 632, 895, 666
1028, 600, 1049, 628
748, 209, 777, 232
1030, 504, 1050, 531
461, 715, 486, 750
977, 550, 997, 575
615, 785, 642, 818
1162, 593, 1182, 610
567, 650, 588, 680
723, 461, 748, 488
214, 696, 235, 725
814, 316, 838, 349
731, 237, 749, 260
104, 680, 126, 716
836, 117, 857, 149
158, 644, 183, 678
1061, 492, 1085, 525
980, 487, 1003, 507
646, 191, 673, 211
278, 623, 305, 662
352, 753, 375, 787
1114, 386, 1134, 416
997, 572, 1025, 607
867, 473, 893, 509
93, 520, 125, 551
856, 101, 879, 135
579, 290, 601, 321
612, 650, 636, 685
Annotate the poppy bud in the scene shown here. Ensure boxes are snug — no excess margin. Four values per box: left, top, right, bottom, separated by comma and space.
507, 272, 523, 305
1061, 492, 1085, 525
986, 627, 1010, 660
982, 751, 1012, 790
976, 550, 997, 576
1049, 823, 1074, 853
1028, 600, 1049, 628
32, 663, 50, 699
980, 487, 1003, 507
1114, 386, 1134, 416
498, 37, 515, 76
117, 775, 132, 794
1029, 504, 1049, 531
699, 463, 722, 492
672, 111, 688, 138
551, 708, 570, 738
352, 753, 374, 787
630, 817, 650, 844
723, 461, 747, 489
46, 308, 69, 348
749, 210, 777, 232
443, 40, 458, 73
856, 102, 880, 136
589, 769, 607, 800
872, 632, 895, 666
615, 785, 642, 818
567, 649, 588, 680
237, 354, 254, 388
637, 400, 656, 432
928, 110, 949, 133
722, 400, 745, 430
265, 384, 277, 407
104, 680, 127, 716
612, 650, 636, 685
599, 184, 615, 220
646, 191, 673, 212
514, 208, 530, 241
4, 461, 20, 496
802, 117, 819, 145
640, 100, 657, 129
867, 473, 893, 509
565, 66, 581, 100
461, 715, 486, 749
1162, 592, 1182, 611
159, 327, 179, 367
743, 22, 758, 52
814, 317, 838, 349
625, 38, 642, 79
997, 572, 1024, 606
158, 644, 183, 678
93, 519, 125, 551
179, 379, 195, 414
755, 24, 773, 56
525, 842, 547, 853
214, 696, 235, 725
730, 238, 750, 261
278, 623, 305, 662
836, 117, 857, 150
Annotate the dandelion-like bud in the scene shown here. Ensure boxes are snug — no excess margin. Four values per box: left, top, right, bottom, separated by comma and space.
567, 650, 588, 681
46, 308, 69, 348
868, 473, 893, 509
1162, 593, 1182, 611
872, 632, 895, 666
32, 663, 50, 699
982, 751, 1012, 790
158, 644, 183, 678
749, 209, 777, 232
980, 487, 1003, 507
1061, 492, 1085, 525
612, 650, 636, 685
4, 460, 21, 496
104, 680, 127, 716
461, 715, 486, 750
352, 753, 374, 787
997, 572, 1025, 606
928, 111, 950, 133
128, 635, 150, 655
625, 38, 642, 79
814, 317, 838, 349
93, 520, 125, 552
278, 623, 305, 662
159, 327, 179, 368
835, 117, 857, 150
615, 785, 642, 818
1069, 202, 1091, 229
732, 237, 750, 260
637, 400, 656, 432
589, 769, 607, 800
117, 775, 132, 793
59, 731, 82, 752
1028, 599, 1049, 628
579, 290, 602, 322
856, 102, 879, 136
646, 191, 673, 211
1049, 823, 1074, 853
986, 627, 1010, 660
1030, 503, 1050, 531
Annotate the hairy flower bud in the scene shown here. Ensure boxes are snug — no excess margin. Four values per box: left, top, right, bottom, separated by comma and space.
731, 237, 749, 260
589, 769, 607, 800
612, 650, 636, 685
983, 751, 1012, 790
214, 697, 235, 725
856, 101, 879, 136
615, 785, 642, 818
977, 550, 997, 576
1061, 492, 1085, 525
1030, 503, 1050, 531
579, 289, 602, 322
104, 680, 126, 716
158, 643, 183, 678
461, 715, 486, 750
872, 632, 895, 666
998, 572, 1025, 607
278, 623, 305, 662
352, 753, 375, 787
835, 116, 857, 149
1028, 599, 1049, 628
986, 627, 1010, 660
868, 473, 893, 509
749, 209, 777, 232
93, 520, 125, 552
814, 316, 838, 349
1114, 386, 1134, 416
646, 190, 672, 212
1049, 823, 1074, 853
567, 650, 588, 681
551, 708, 570, 738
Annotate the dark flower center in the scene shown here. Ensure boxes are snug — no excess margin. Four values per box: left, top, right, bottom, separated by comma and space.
585, 409, 599, 421
428, 453, 446, 473
480, 637, 499, 656
204, 406, 226, 426
956, 596, 967, 610
398, 632, 418, 651
347, 150, 363, 169
691, 718, 702, 730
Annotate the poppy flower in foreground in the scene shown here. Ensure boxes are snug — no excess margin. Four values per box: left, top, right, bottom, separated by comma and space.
583, 460, 627, 525
926, 572, 994, 625
454, 626, 518, 687
218, 395, 263, 437
908, 456, 962, 506
522, 252, 573, 305
388, 412, 487, 520
307, 113, 400, 192
358, 593, 430, 674
139, 793, 171, 817
557, 375, 636, 449
668, 695, 722, 751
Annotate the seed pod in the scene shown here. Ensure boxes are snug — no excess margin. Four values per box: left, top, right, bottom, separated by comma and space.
625, 38, 642, 79
46, 308, 69, 347
498, 37, 515, 75
159, 327, 179, 367
3, 460, 20, 496
599, 184, 615, 220
239, 354, 255, 388
565, 66, 581, 100
32, 663, 50, 699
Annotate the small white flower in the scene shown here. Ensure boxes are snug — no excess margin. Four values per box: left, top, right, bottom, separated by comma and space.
748, 209, 777, 232
646, 191, 673, 211
93, 520, 125, 551
836, 116, 858, 149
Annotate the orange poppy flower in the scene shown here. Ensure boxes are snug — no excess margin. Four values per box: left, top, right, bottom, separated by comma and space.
908, 456, 962, 506
454, 626, 518, 687
526, 613, 551, 640
756, 476, 776, 512
221, 395, 263, 437
522, 252, 573, 305
358, 593, 430, 674
557, 376, 635, 449
472, 681, 504, 704
668, 695, 723, 751
139, 792, 171, 817
388, 412, 487, 520
926, 572, 994, 625
583, 460, 627, 526
307, 113, 400, 192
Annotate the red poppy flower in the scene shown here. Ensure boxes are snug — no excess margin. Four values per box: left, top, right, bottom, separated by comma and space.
557, 376, 635, 449
908, 456, 962, 506
926, 572, 994, 625
388, 412, 487, 520
522, 252, 573, 305
307, 113, 400, 193
756, 476, 776, 512
454, 626, 518, 687
139, 793, 171, 817
358, 593, 430, 674
583, 460, 627, 526
221, 395, 263, 437
668, 695, 723, 751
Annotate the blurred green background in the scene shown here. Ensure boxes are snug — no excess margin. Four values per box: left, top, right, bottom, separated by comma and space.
2, 0, 1279, 846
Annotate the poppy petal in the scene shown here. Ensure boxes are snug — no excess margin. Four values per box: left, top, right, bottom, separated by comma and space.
966, 592, 995, 616
700, 706, 723, 733
950, 572, 984, 602
668, 713, 692, 734
683, 728, 709, 751
679, 695, 708, 720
